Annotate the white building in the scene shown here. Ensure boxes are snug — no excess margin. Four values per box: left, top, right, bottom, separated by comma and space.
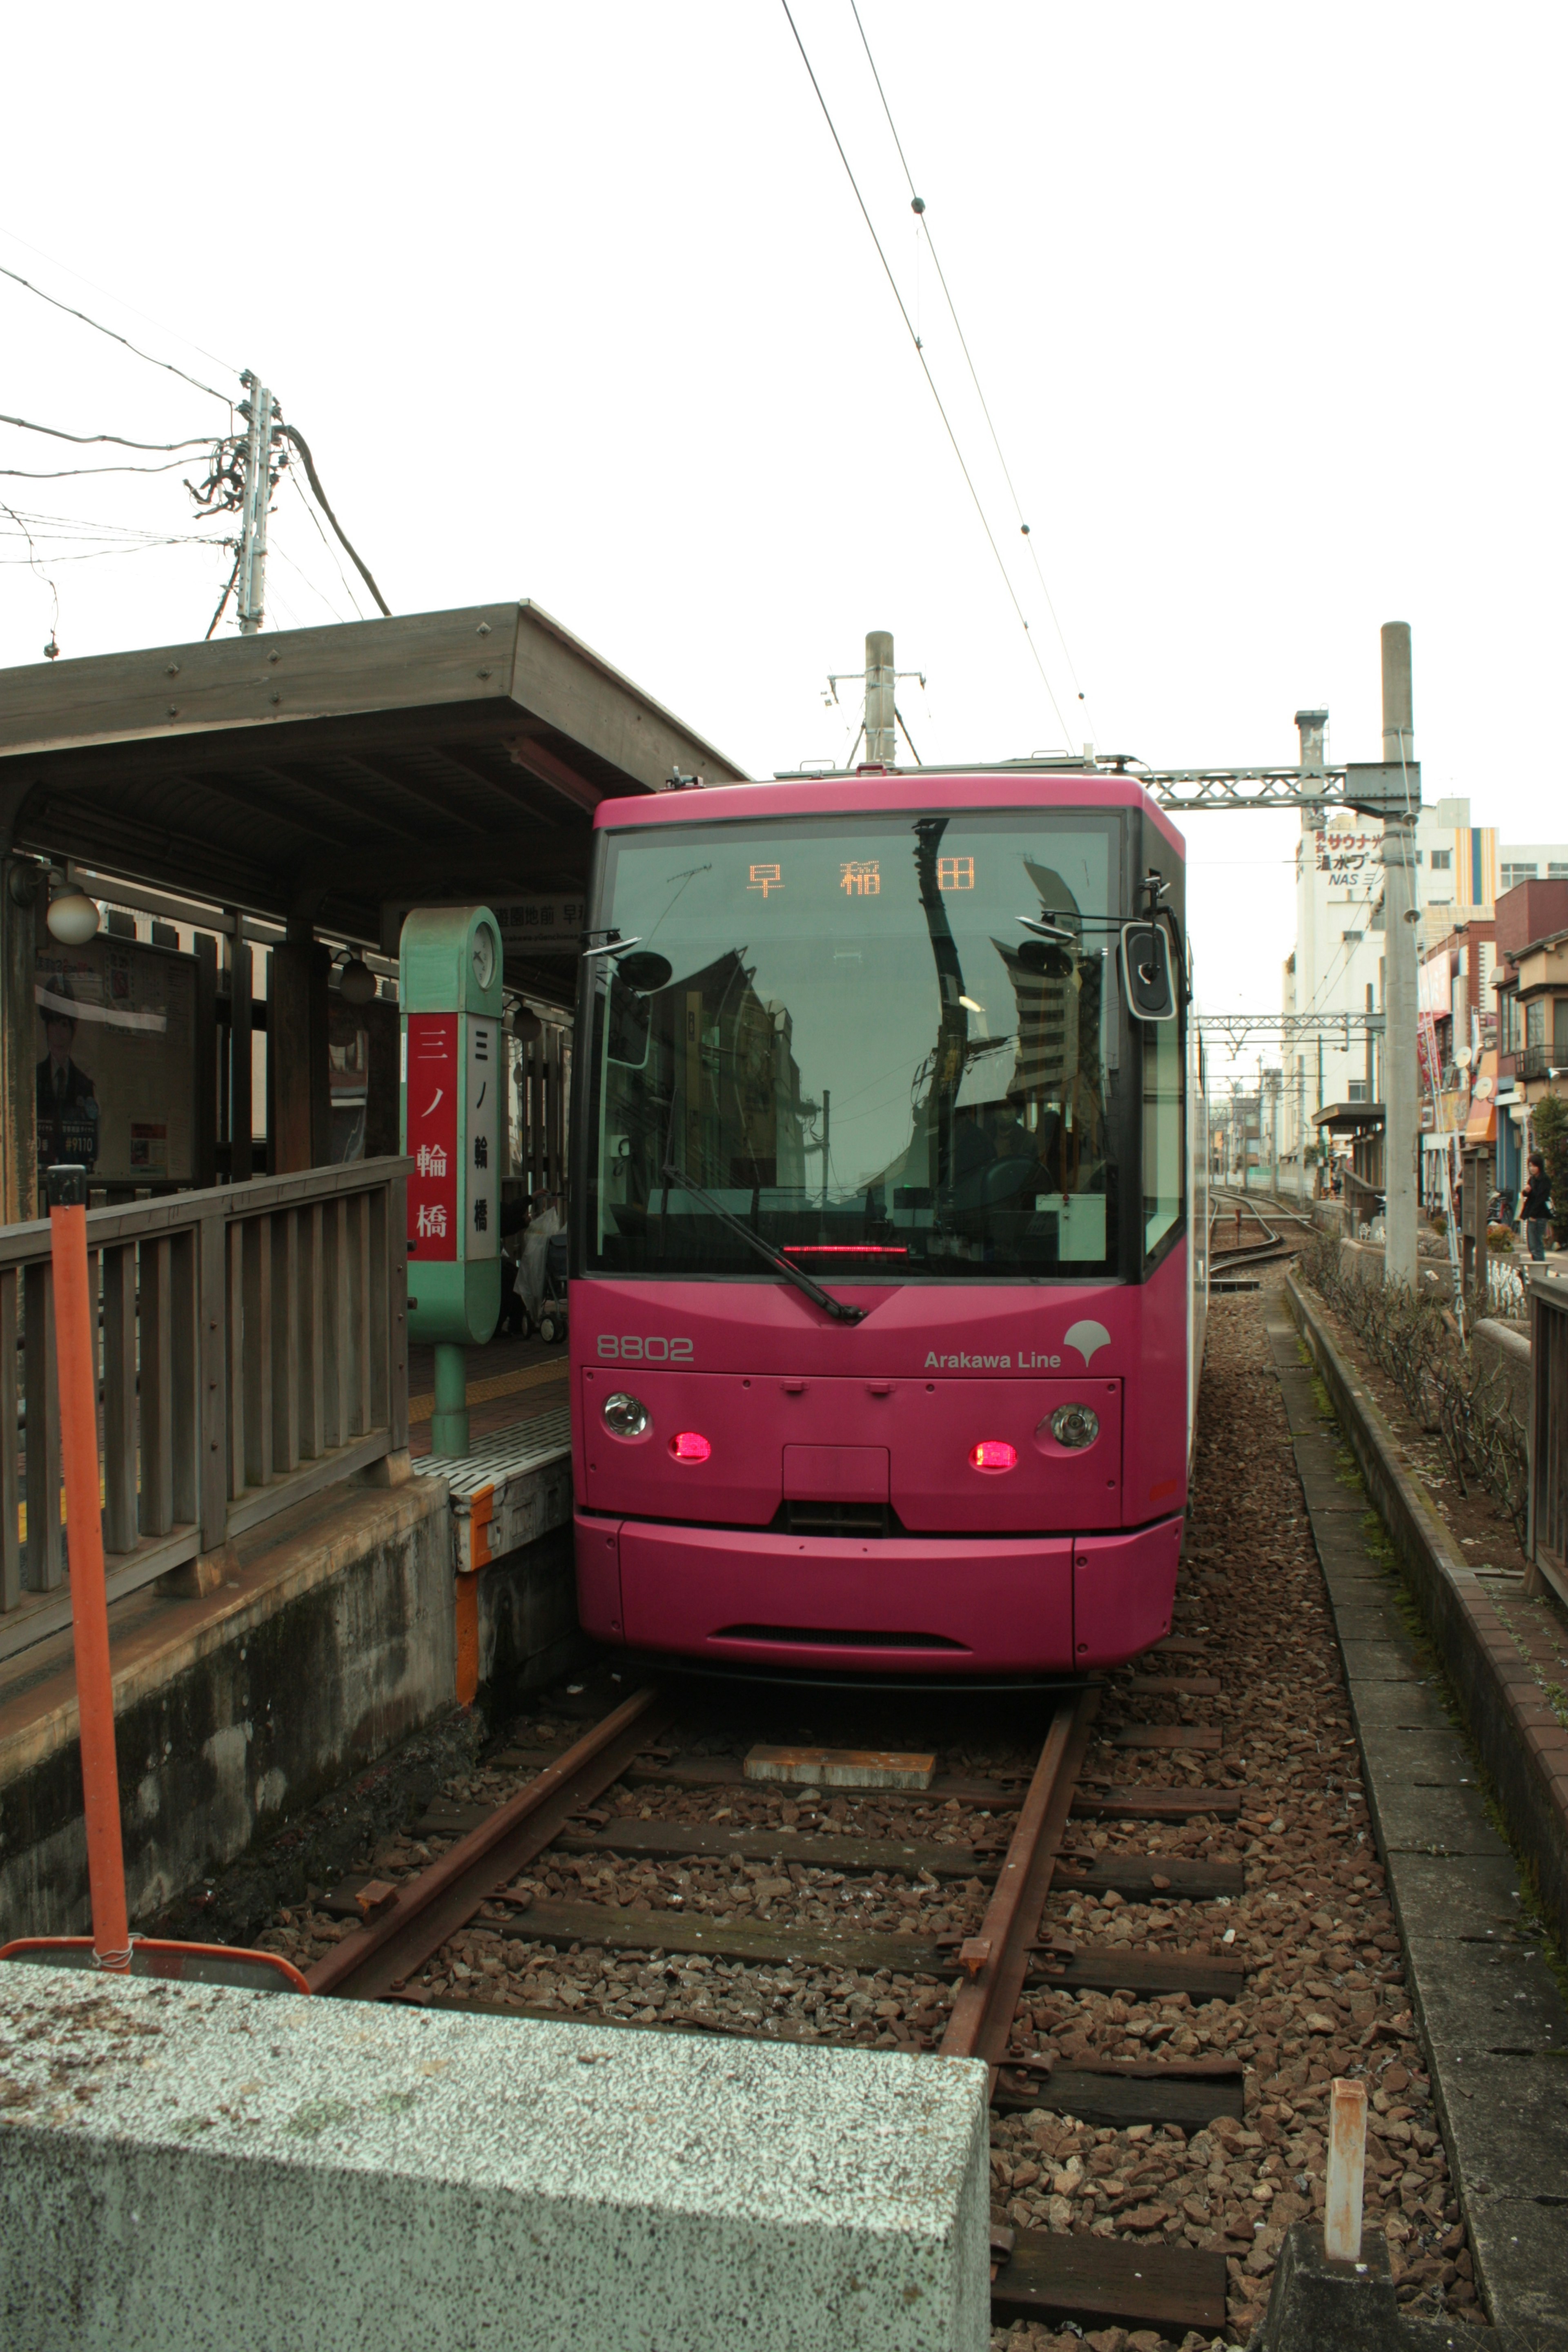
1280, 795, 1568, 1162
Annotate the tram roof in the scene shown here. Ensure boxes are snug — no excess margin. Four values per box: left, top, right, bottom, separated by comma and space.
596, 762, 1187, 853
0, 601, 745, 995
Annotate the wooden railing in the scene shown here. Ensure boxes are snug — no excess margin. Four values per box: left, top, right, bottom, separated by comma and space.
1529, 1273, 1568, 1604
1, 1158, 410, 1660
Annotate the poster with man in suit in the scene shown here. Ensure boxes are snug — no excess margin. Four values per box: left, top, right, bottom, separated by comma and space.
35, 938, 196, 1186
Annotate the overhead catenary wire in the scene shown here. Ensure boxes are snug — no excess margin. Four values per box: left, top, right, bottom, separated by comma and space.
777, 0, 1072, 743
848, 0, 1094, 726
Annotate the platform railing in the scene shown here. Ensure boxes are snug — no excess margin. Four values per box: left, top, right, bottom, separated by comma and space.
1528, 1273, 1568, 1604
0, 1157, 410, 1656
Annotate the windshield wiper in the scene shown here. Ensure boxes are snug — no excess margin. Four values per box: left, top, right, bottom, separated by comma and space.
661, 1165, 867, 1325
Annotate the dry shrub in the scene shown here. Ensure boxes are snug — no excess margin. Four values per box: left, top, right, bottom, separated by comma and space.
1299, 1232, 1529, 1547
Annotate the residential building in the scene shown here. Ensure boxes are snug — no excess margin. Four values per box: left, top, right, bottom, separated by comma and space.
1282, 796, 1568, 1175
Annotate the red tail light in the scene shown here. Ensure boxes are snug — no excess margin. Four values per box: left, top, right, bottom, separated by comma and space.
669, 1431, 712, 1463
969, 1439, 1018, 1472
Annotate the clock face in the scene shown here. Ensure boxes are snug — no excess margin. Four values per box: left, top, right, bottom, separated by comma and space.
472, 924, 497, 991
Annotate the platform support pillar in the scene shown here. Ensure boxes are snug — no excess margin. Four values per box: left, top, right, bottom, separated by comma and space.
431, 1341, 468, 1459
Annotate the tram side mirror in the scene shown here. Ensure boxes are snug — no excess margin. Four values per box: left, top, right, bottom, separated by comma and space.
616, 951, 673, 995
1119, 921, 1177, 1021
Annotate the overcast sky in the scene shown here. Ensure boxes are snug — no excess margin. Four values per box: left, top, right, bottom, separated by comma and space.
2, 2, 1562, 1077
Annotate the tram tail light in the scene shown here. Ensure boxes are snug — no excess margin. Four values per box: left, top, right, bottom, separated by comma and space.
969, 1439, 1017, 1473
669, 1431, 712, 1463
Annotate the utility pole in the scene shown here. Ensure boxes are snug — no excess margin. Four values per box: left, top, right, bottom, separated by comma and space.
1380, 622, 1419, 1289
865, 630, 896, 766
236, 373, 276, 635
1294, 707, 1328, 1178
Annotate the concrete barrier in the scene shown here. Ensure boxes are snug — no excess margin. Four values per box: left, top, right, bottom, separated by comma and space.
0, 1963, 989, 2352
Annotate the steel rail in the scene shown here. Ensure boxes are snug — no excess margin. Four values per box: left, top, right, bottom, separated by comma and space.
306, 1684, 675, 2001
940, 1686, 1099, 2066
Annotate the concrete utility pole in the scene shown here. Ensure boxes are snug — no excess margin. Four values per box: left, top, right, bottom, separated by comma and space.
1380, 621, 1419, 1289
236, 374, 276, 636
1293, 708, 1328, 1175
865, 631, 896, 766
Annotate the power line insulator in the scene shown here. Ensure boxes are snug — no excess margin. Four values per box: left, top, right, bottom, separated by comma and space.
910, 195, 925, 213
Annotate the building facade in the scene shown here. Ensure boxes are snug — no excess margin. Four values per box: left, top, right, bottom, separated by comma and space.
1282, 796, 1568, 1176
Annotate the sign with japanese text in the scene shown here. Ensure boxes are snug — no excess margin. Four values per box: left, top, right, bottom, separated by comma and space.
385, 895, 585, 957
405, 1014, 458, 1261
466, 1018, 499, 1258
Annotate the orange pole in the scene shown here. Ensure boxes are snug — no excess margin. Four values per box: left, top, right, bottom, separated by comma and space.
49, 1188, 130, 1971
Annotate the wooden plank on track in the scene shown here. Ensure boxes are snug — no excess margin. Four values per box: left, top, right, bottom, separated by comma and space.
1054, 1855, 1244, 1902
1072, 1786, 1243, 1820
554, 1818, 996, 1880
991, 2230, 1229, 2332
1111, 1725, 1223, 1751
1029, 1946, 1247, 2002
598, 1755, 1031, 1808
991, 2064, 1244, 2129
481, 1894, 949, 1976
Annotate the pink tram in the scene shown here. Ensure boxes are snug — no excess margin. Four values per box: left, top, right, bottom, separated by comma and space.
568, 765, 1208, 1681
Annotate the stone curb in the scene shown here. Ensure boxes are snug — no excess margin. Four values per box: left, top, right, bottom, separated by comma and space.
1284, 1272, 1568, 2000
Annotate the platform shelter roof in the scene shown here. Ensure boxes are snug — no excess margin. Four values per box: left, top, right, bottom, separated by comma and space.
0, 601, 747, 1001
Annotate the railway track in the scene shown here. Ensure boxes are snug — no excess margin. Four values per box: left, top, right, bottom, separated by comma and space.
1210, 1197, 1300, 1281
299, 1673, 1247, 2340
219, 1282, 1462, 2343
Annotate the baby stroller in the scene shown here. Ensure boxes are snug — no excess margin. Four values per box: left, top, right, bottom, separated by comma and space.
535, 1230, 569, 1346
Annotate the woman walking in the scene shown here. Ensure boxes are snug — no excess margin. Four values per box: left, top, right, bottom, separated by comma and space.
1520, 1153, 1554, 1265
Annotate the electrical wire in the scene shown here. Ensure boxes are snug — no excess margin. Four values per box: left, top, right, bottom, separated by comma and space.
0, 454, 216, 479
0, 261, 229, 404
848, 0, 1094, 727
287, 468, 365, 620
777, 0, 1071, 742
0, 412, 216, 453
276, 422, 390, 617
0, 499, 60, 644
0, 225, 239, 379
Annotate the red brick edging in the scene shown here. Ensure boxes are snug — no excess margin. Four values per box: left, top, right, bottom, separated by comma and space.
1285, 1272, 1568, 1962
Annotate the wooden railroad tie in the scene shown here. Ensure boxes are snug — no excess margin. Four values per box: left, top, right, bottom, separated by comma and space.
989, 2227, 1229, 2333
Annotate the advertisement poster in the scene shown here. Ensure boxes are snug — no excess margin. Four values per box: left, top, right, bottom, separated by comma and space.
36, 938, 196, 1186
406, 1013, 459, 1261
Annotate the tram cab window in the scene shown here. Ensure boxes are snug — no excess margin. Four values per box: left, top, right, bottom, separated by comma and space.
583, 809, 1146, 1283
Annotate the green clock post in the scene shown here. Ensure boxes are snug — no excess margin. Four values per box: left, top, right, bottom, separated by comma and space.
400, 906, 505, 1456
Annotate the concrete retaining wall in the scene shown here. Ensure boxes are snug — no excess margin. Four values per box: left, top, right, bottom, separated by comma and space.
0, 1964, 990, 2352
1287, 1273, 1568, 1969
0, 1471, 454, 1942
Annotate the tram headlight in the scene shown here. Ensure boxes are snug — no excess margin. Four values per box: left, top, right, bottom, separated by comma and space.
1047, 1404, 1100, 1449
602, 1392, 650, 1439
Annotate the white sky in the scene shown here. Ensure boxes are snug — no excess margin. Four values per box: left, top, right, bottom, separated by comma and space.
2, 3, 1563, 1083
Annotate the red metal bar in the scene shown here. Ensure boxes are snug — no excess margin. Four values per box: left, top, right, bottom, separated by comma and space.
50, 1192, 130, 1972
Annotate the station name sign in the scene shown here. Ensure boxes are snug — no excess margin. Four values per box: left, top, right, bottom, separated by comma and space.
383, 895, 585, 958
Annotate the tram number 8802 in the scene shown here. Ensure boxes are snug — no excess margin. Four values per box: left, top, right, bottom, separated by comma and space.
596, 1335, 695, 1363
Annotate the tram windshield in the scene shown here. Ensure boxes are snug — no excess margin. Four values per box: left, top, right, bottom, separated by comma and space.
581, 809, 1138, 1282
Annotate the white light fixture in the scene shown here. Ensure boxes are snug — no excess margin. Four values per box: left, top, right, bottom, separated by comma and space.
46, 890, 100, 946
338, 955, 377, 1006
